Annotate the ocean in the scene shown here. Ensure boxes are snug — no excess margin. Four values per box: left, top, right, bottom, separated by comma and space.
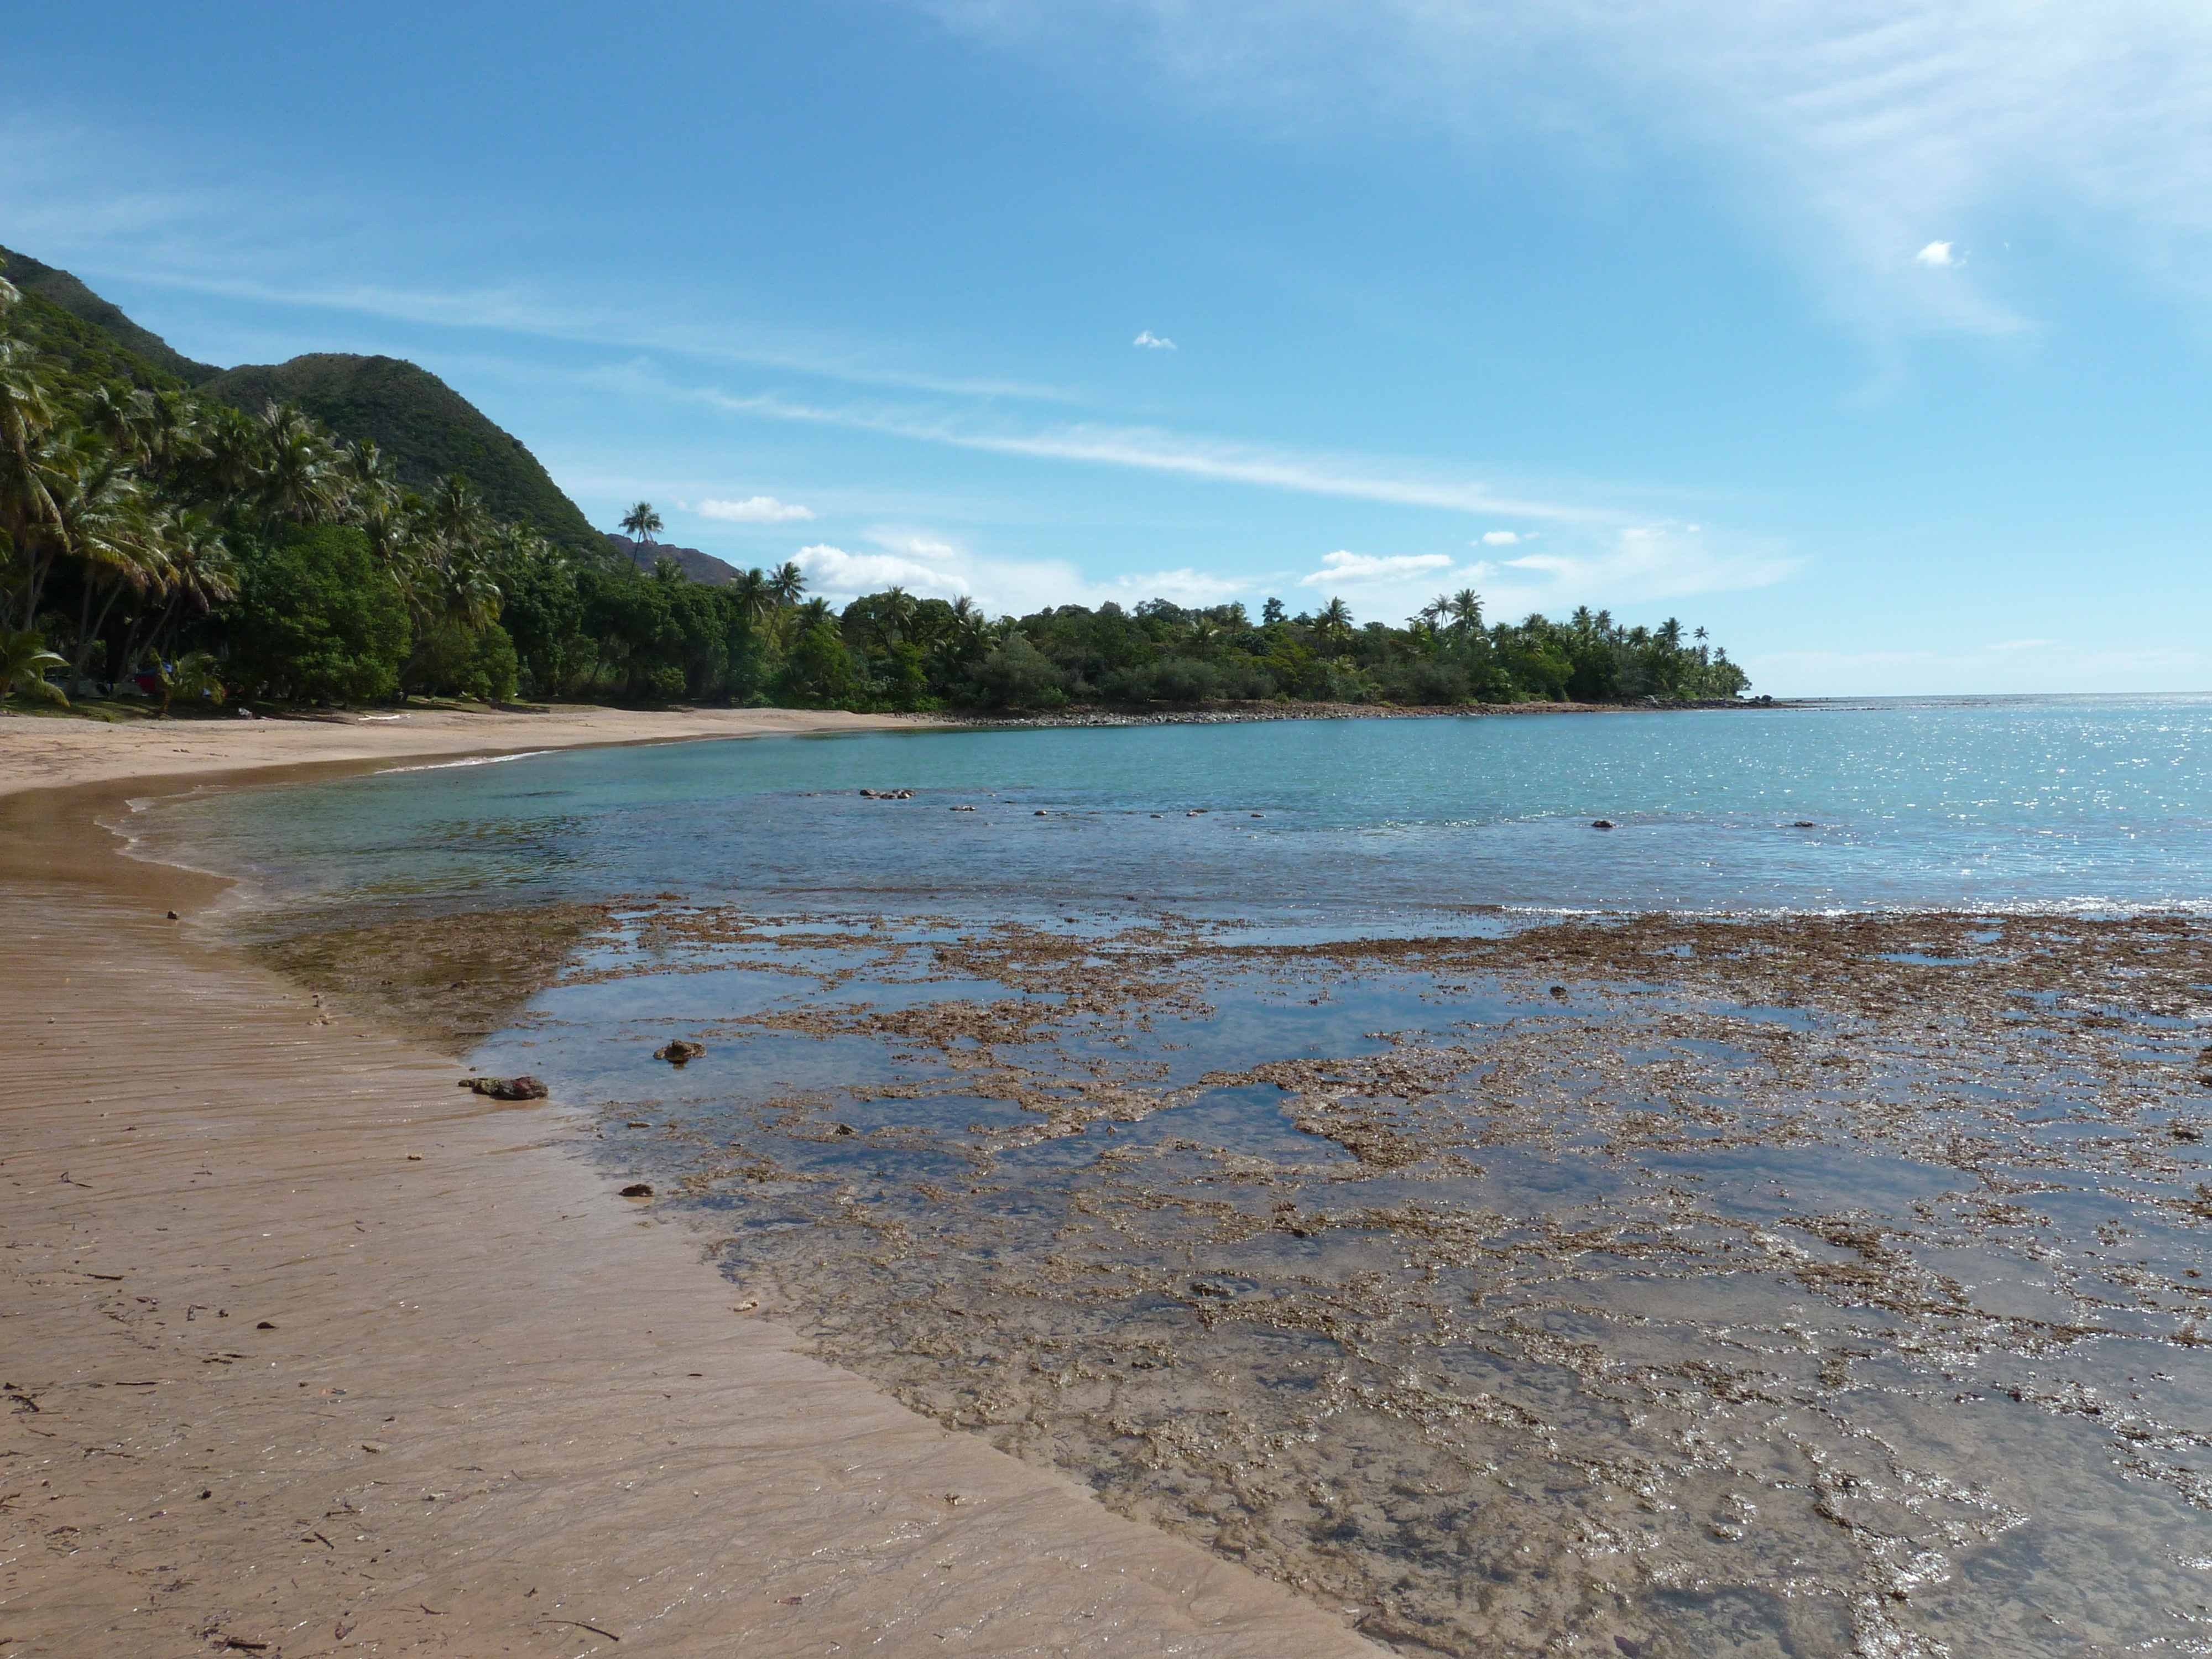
127, 696, 2212, 1659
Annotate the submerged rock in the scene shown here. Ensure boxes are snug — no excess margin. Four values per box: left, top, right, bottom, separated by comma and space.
458, 1075, 549, 1100
655, 1040, 706, 1064
619, 1182, 654, 1198
1591, 819, 1615, 830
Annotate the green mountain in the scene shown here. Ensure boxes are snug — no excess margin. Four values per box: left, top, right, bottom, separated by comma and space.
0, 268, 187, 401
0, 243, 221, 384
0, 244, 607, 562
199, 354, 605, 558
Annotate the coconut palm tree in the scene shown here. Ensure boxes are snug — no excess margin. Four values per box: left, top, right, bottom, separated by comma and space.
340, 440, 399, 516
729, 566, 773, 626
138, 389, 197, 477
619, 502, 662, 542
874, 585, 919, 647
1316, 596, 1354, 647
766, 560, 806, 607
0, 340, 60, 596
255, 404, 342, 525
427, 547, 503, 633
1445, 588, 1484, 637
357, 499, 418, 578
193, 403, 267, 508
85, 385, 145, 465
427, 473, 490, 554
132, 511, 237, 672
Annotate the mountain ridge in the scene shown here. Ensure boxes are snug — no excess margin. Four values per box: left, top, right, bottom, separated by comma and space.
0, 244, 223, 384
0, 245, 609, 563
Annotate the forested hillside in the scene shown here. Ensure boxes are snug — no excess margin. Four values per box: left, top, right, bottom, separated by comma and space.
200, 355, 603, 559
0, 243, 221, 385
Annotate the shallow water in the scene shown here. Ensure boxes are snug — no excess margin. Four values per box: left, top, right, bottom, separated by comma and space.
131, 699, 2212, 1657
132, 694, 2212, 923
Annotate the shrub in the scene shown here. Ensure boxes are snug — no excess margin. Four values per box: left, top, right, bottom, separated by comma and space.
1378, 656, 1469, 705
223, 525, 410, 704
966, 634, 1068, 708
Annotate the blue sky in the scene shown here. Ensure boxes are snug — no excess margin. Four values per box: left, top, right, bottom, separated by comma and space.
8, 1, 2211, 695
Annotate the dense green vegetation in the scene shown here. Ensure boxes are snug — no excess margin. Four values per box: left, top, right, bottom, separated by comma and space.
0, 244, 221, 385
0, 249, 1749, 717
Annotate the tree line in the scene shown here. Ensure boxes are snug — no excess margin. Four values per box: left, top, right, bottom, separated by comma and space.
0, 275, 1749, 714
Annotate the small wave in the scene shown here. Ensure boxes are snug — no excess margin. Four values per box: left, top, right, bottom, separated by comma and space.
378, 750, 556, 774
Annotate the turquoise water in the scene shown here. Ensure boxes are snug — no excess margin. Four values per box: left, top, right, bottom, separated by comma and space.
136, 696, 2212, 921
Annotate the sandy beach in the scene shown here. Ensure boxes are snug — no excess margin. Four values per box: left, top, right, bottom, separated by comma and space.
0, 702, 935, 797
0, 709, 1379, 1657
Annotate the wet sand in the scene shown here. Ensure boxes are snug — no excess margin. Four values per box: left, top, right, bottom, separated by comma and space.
0, 740, 1381, 1656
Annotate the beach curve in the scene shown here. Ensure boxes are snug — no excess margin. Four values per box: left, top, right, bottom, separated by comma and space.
0, 709, 1382, 1657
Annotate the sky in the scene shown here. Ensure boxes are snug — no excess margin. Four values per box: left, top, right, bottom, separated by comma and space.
7, 1, 2212, 695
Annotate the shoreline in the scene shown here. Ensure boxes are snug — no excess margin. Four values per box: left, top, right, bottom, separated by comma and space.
0, 734, 1380, 1655
889, 695, 1782, 730
0, 702, 941, 800
0, 693, 1785, 800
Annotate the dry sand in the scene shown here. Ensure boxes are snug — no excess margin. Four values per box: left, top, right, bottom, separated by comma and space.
0, 713, 1379, 1657
0, 702, 928, 797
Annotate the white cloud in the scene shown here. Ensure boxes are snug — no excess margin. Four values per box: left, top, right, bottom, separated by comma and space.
1269, 521, 1795, 612
695, 495, 817, 523
794, 531, 1246, 615
1480, 530, 1524, 545
795, 542, 967, 602
1133, 330, 1177, 349
1915, 241, 1958, 268
1499, 552, 1572, 576
869, 530, 961, 560
1296, 549, 1455, 587
1490, 522, 1800, 606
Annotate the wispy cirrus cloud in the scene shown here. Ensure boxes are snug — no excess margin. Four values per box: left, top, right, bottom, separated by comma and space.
694, 495, 816, 523
1288, 521, 1798, 617
927, 1, 2212, 337
649, 369, 1613, 521
1296, 550, 1454, 587
0, 114, 1081, 404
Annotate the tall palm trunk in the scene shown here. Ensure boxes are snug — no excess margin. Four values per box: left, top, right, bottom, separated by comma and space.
70, 576, 134, 693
